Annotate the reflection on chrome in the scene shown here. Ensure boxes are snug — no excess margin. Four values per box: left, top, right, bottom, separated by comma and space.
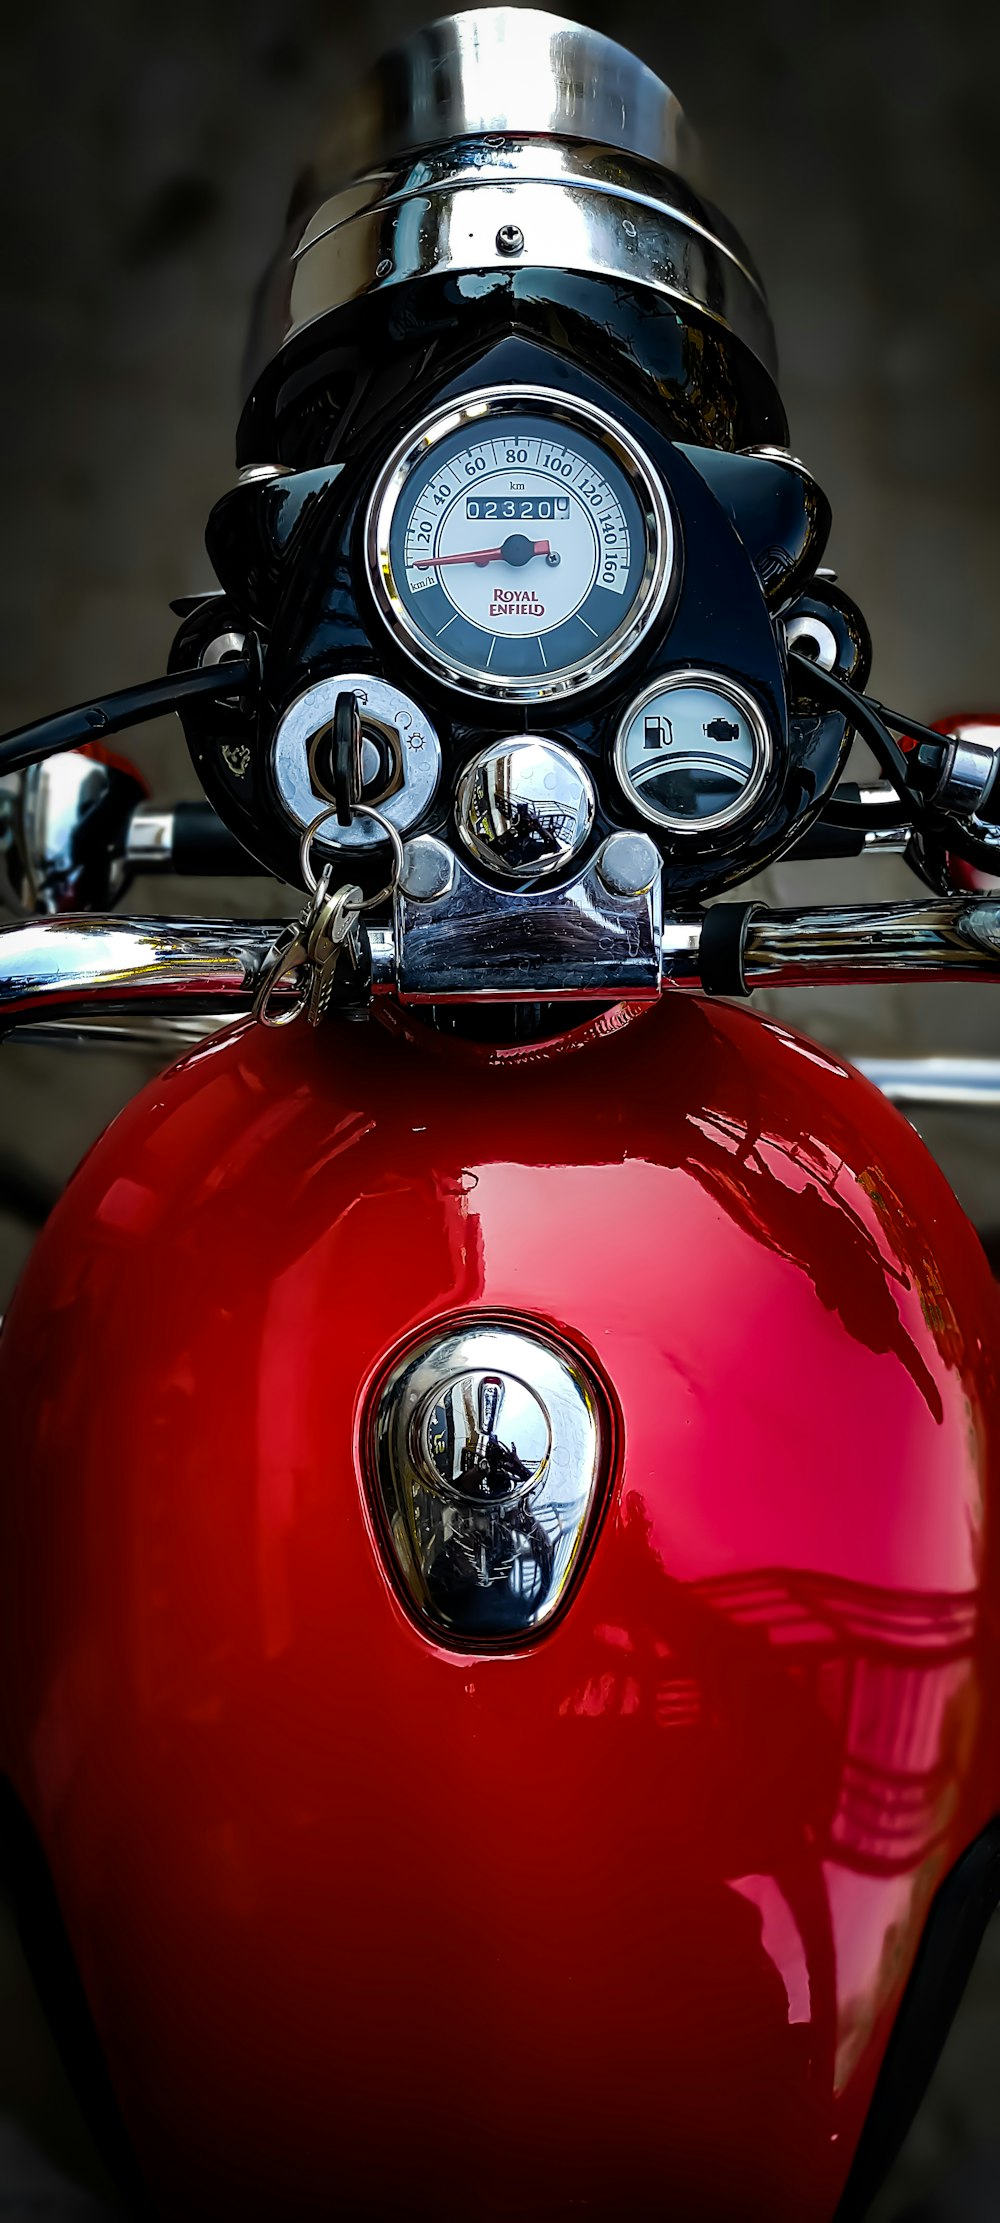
0, 915, 286, 1028
0, 750, 141, 915
455, 739, 596, 881
414, 1369, 553, 1502
317, 12, 692, 177
370, 1317, 606, 1642
11, 898, 1000, 1035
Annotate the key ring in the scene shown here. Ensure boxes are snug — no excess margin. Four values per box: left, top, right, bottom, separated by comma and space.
253, 861, 337, 1029
299, 803, 404, 911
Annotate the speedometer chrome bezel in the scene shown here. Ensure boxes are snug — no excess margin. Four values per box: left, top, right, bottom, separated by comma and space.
364, 386, 674, 704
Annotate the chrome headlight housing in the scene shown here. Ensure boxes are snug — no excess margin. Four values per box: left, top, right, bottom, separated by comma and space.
244, 10, 776, 396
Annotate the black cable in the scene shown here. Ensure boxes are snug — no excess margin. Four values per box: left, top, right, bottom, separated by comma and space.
0, 659, 253, 778
787, 652, 916, 796
788, 651, 1000, 873
865, 695, 957, 753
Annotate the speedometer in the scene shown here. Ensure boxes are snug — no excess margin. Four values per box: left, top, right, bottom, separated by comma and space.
365, 388, 673, 702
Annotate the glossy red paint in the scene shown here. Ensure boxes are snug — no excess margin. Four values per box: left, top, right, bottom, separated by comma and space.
1, 994, 999, 2221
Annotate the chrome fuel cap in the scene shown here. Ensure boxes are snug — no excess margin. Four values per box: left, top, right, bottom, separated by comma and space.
368, 1317, 608, 1643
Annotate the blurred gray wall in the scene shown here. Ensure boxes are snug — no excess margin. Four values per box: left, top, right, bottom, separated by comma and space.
1, 2, 999, 2215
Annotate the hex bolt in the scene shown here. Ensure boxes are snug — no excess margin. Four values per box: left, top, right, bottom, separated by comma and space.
399, 836, 457, 903
596, 831, 662, 898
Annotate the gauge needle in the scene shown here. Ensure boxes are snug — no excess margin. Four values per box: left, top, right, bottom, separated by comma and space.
416, 536, 552, 570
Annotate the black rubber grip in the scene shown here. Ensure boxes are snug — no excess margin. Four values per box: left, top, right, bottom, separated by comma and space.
170, 803, 267, 875
784, 821, 867, 860
975, 754, 1000, 826
699, 902, 765, 997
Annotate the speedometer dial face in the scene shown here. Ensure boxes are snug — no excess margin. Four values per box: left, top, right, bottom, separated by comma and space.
366, 389, 673, 702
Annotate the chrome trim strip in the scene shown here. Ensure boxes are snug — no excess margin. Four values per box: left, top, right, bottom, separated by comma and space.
291, 141, 766, 305
854, 1058, 1000, 1110
278, 180, 777, 385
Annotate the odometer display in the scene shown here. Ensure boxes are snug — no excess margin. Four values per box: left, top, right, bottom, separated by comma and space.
465, 495, 571, 521
366, 390, 673, 701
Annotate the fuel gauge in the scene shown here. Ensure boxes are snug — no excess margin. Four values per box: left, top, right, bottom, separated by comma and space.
614, 670, 772, 836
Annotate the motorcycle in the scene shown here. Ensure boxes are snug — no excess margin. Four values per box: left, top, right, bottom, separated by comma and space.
1, 10, 999, 2218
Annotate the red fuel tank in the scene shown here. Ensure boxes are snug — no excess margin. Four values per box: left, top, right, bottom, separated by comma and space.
1, 995, 999, 2222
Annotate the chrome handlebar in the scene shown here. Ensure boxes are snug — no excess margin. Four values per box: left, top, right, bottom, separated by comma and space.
4, 896, 1000, 1043
0, 917, 279, 1040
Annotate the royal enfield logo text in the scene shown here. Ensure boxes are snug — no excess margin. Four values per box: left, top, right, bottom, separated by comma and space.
490, 589, 545, 618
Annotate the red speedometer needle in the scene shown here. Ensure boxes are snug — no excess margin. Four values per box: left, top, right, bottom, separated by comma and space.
415, 538, 552, 570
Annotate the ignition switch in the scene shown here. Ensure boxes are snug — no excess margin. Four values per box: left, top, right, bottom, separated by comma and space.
270, 671, 442, 858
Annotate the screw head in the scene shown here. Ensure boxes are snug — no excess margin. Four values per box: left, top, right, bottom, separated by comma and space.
496, 223, 524, 256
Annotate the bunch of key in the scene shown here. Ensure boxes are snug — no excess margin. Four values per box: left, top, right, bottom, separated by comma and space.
252, 867, 369, 1028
